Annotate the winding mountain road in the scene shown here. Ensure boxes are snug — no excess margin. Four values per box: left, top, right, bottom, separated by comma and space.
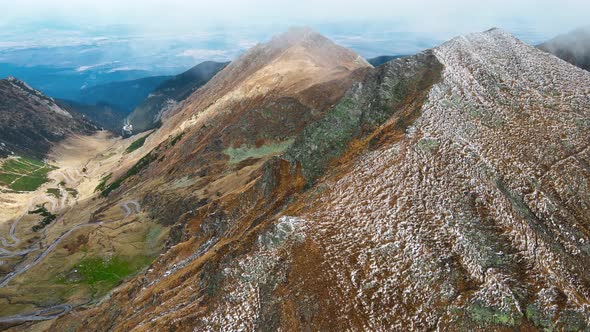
0, 198, 141, 324
0, 187, 67, 256
0, 222, 99, 288
0, 214, 22, 248
0, 199, 142, 325
0, 200, 141, 288
0, 304, 72, 324
120, 200, 141, 219
0, 182, 71, 251
0, 246, 38, 258
0, 139, 143, 326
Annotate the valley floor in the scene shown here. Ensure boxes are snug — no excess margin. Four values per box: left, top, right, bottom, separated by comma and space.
0, 132, 118, 224
0, 131, 167, 327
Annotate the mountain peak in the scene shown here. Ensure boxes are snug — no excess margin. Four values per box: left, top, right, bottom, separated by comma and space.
482, 27, 515, 38
182, 27, 369, 104
273, 26, 323, 43
466, 27, 516, 41
436, 27, 525, 58
159, 27, 370, 146
260, 26, 337, 55
483, 27, 503, 33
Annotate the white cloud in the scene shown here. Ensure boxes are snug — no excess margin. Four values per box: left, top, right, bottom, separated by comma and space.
75, 65, 95, 72
176, 49, 232, 61
237, 39, 259, 49
107, 66, 142, 73
75, 62, 113, 72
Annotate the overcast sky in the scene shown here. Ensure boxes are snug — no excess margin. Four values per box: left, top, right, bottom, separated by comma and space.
2, 0, 589, 35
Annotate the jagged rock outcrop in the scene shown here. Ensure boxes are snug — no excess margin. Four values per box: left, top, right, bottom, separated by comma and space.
274, 28, 590, 330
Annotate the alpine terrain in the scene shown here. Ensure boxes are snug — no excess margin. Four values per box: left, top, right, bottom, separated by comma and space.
0, 27, 589, 332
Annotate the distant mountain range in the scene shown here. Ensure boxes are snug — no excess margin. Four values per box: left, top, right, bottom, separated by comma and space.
0, 63, 227, 137
2, 27, 589, 151
0, 63, 161, 101
127, 61, 229, 132
538, 27, 590, 71
76, 75, 171, 113
55, 99, 127, 132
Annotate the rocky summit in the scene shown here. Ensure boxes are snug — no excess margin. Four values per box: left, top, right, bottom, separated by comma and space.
1, 27, 590, 332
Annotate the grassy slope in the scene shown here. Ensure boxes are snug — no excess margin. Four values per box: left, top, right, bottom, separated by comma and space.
0, 157, 56, 191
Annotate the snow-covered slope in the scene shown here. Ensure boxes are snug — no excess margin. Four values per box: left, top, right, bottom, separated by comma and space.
186, 28, 590, 330
282, 28, 590, 330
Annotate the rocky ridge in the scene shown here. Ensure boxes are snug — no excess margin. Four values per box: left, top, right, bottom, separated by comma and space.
6, 27, 590, 331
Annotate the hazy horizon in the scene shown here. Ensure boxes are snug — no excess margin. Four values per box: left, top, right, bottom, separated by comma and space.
1, 0, 589, 87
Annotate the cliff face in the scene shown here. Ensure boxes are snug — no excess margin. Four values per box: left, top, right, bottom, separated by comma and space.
0, 77, 98, 159
32, 28, 590, 331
